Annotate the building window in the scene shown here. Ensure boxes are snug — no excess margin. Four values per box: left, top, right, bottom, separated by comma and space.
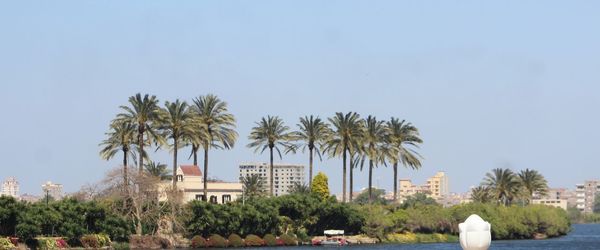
222, 195, 232, 203
210, 195, 218, 204
177, 175, 183, 182
195, 195, 205, 201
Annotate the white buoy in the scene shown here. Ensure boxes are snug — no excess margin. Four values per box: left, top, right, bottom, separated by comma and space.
459, 214, 491, 250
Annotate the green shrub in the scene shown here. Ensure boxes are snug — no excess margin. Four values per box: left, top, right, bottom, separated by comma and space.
80, 234, 100, 248
263, 234, 277, 246
36, 237, 59, 250
208, 234, 227, 248
244, 234, 264, 246
0, 238, 15, 249
228, 234, 244, 247
279, 234, 297, 246
191, 236, 207, 248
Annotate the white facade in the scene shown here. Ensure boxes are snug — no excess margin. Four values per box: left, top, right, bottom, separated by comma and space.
239, 162, 305, 196
159, 165, 242, 204
41, 181, 63, 200
1, 177, 19, 198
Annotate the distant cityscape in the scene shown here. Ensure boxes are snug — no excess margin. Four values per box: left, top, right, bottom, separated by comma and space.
2, 166, 598, 213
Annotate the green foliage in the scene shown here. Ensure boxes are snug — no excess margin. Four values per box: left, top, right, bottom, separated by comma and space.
263, 234, 277, 246
311, 172, 330, 200
227, 234, 244, 247
241, 174, 265, 199
243, 234, 264, 246
0, 196, 24, 236
0, 238, 15, 249
354, 189, 387, 205
111, 241, 130, 250
208, 234, 227, 248
594, 193, 600, 213
401, 193, 439, 208
308, 201, 364, 236
190, 236, 207, 248
80, 234, 99, 248
471, 186, 493, 203
359, 205, 395, 240
279, 233, 298, 246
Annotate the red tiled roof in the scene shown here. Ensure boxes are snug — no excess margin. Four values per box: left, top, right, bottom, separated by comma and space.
180, 165, 202, 176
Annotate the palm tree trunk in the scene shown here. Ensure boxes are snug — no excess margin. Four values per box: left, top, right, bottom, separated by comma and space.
192, 144, 198, 166
270, 147, 274, 196
172, 139, 178, 189
309, 147, 313, 188
203, 146, 209, 201
342, 146, 347, 203
122, 148, 128, 188
138, 126, 145, 173
349, 154, 354, 202
368, 159, 373, 203
393, 161, 398, 202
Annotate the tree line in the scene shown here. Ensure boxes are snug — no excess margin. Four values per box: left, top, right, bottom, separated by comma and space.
470, 168, 549, 206
100, 93, 423, 203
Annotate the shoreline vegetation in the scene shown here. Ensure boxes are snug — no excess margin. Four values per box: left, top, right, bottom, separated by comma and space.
0, 93, 571, 249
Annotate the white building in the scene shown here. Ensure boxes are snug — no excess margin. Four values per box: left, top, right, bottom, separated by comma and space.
41, 181, 63, 200
159, 165, 242, 204
239, 162, 305, 196
1, 177, 19, 198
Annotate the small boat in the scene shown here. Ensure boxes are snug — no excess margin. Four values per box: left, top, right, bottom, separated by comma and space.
312, 230, 348, 246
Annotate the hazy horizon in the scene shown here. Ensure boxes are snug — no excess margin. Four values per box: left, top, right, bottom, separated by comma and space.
1, 1, 599, 196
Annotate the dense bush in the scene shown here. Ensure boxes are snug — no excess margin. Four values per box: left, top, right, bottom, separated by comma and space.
208, 234, 228, 248
228, 234, 244, 247
81, 233, 111, 248
244, 234, 264, 246
191, 235, 207, 248
263, 234, 277, 246
36, 237, 68, 249
129, 235, 170, 249
0, 196, 24, 236
111, 241, 130, 250
279, 234, 298, 246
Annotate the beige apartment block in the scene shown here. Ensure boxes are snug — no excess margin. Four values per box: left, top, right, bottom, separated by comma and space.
532, 199, 568, 210
398, 171, 449, 201
1, 177, 19, 198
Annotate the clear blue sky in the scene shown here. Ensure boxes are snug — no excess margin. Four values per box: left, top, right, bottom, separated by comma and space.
1, 1, 599, 196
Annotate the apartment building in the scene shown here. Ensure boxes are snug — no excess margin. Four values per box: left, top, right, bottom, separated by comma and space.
239, 162, 305, 196
398, 171, 450, 201
1, 177, 19, 198
576, 181, 600, 213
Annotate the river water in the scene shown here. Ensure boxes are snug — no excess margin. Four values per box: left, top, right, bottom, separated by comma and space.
233, 224, 600, 250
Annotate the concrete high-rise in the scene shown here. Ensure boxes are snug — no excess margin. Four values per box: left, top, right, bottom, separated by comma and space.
1, 177, 19, 198
576, 181, 600, 213
239, 162, 305, 196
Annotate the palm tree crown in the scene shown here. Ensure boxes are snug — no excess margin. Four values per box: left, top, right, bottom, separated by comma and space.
157, 99, 194, 188
294, 115, 329, 187
192, 94, 238, 200
483, 168, 520, 206
99, 121, 141, 187
362, 115, 388, 202
386, 117, 423, 201
144, 161, 172, 180
517, 168, 548, 203
116, 93, 161, 173
325, 112, 364, 202
247, 116, 295, 196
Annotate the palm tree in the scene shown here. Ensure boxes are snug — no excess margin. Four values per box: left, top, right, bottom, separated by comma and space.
349, 149, 365, 202
144, 161, 171, 180
471, 186, 493, 203
483, 168, 519, 206
116, 93, 161, 173
325, 112, 364, 202
517, 168, 548, 204
241, 174, 265, 199
386, 118, 423, 201
99, 121, 140, 187
293, 115, 329, 188
362, 116, 388, 202
289, 182, 311, 194
191, 94, 238, 200
247, 116, 295, 196
157, 99, 195, 189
